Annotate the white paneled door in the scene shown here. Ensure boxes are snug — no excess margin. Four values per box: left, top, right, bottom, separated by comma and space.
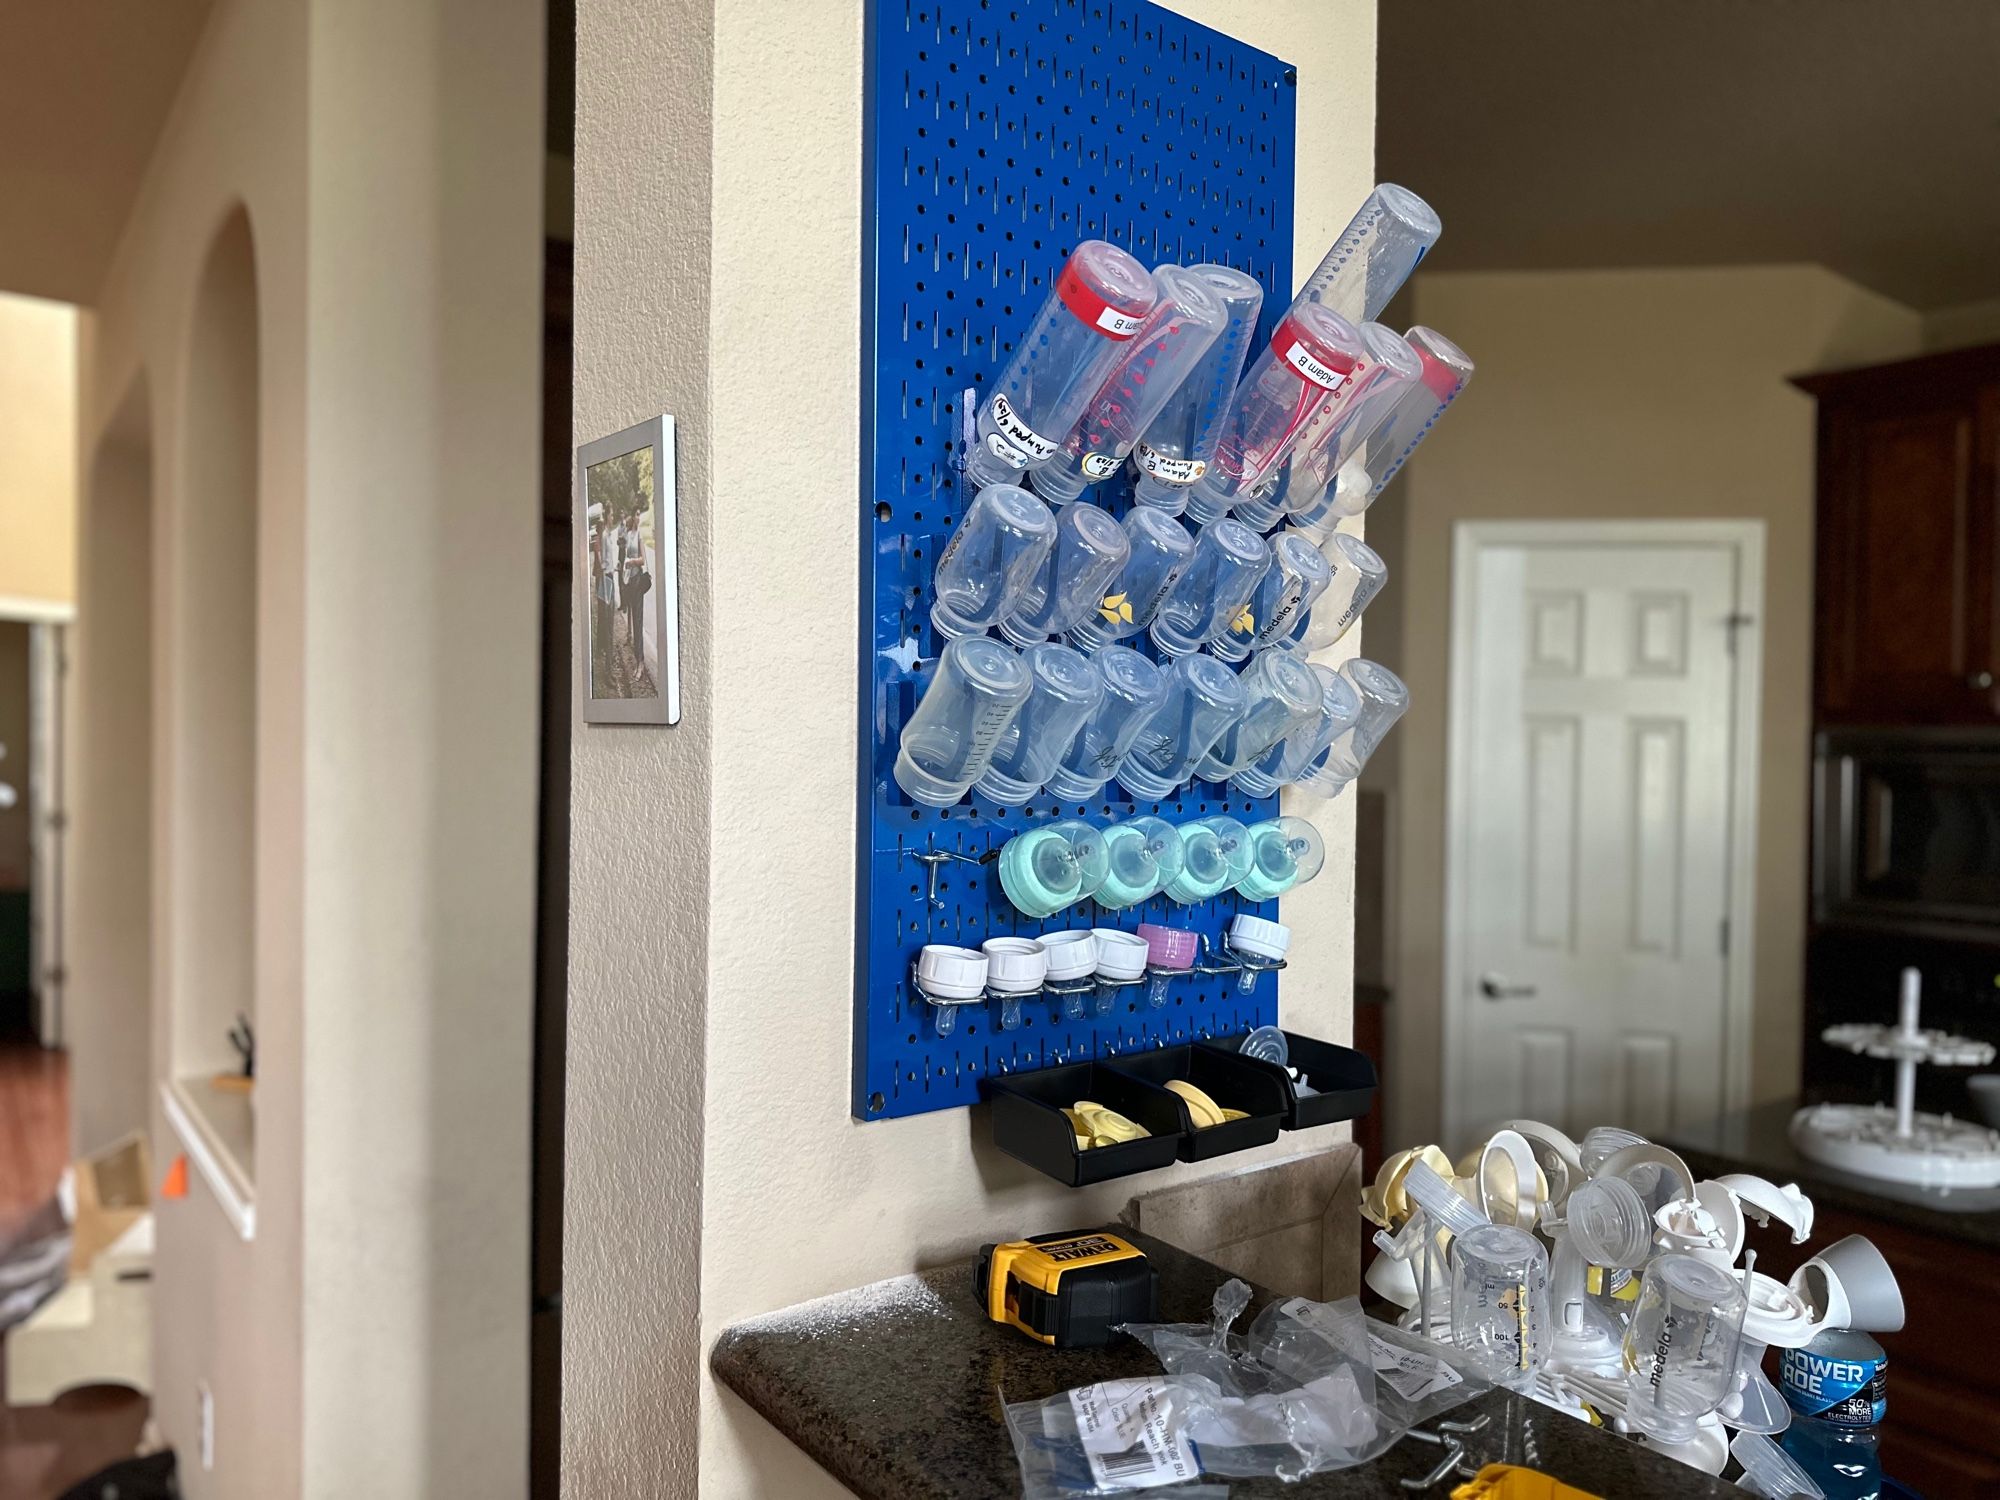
1446, 525, 1762, 1145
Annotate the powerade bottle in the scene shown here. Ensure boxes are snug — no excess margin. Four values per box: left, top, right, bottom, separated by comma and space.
1779, 1329, 1886, 1500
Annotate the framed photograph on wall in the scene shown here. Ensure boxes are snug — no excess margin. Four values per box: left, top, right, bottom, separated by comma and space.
576, 415, 680, 725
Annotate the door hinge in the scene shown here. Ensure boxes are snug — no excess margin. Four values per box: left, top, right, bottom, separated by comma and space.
1723, 612, 1755, 655
1718, 919, 1731, 957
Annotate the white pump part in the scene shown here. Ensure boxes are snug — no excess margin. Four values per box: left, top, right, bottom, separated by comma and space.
1475, 1130, 1547, 1229
1737, 1271, 1817, 1350
1494, 1119, 1585, 1209
1715, 1174, 1814, 1244
1652, 1181, 1744, 1267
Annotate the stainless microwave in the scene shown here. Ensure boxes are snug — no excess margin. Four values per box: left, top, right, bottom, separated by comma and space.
1813, 728, 2000, 943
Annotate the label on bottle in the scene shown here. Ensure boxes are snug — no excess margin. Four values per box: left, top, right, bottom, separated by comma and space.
1134, 443, 1205, 484
1781, 1346, 1887, 1426
988, 393, 1058, 463
1081, 452, 1123, 478
1057, 262, 1146, 339
1272, 318, 1354, 391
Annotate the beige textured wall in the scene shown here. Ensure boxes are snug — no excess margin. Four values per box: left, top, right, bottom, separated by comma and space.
73, 1, 543, 1494
1374, 265, 1924, 1152
0, 293, 78, 610
566, 3, 1377, 1494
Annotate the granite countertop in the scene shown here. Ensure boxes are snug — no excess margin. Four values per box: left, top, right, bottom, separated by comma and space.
1662, 1099, 2000, 1253
711, 1227, 1739, 1499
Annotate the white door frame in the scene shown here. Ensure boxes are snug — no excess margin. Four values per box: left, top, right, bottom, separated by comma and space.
1442, 519, 1766, 1146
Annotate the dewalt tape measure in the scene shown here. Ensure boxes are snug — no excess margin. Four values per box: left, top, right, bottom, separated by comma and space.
976, 1230, 1158, 1348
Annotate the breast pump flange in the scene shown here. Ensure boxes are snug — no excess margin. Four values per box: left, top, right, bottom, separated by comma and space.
1790, 966, 2000, 1190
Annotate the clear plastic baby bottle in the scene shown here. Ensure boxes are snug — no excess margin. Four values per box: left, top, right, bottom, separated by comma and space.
966, 240, 1158, 490
893, 637, 1032, 806
1231, 663, 1362, 798
1290, 658, 1406, 800
1448, 1223, 1550, 1390
1291, 326, 1474, 538
1235, 815, 1326, 900
1148, 518, 1270, 658
1293, 532, 1388, 652
1031, 264, 1228, 505
1622, 1253, 1749, 1444
1231, 323, 1421, 533
1043, 647, 1169, 802
1064, 506, 1195, 653
998, 501, 1130, 647
1212, 530, 1333, 663
1289, 183, 1442, 326
1194, 646, 1322, 784
976, 642, 1105, 806
1116, 653, 1247, 799
1184, 303, 1364, 525
1131, 264, 1266, 516
931, 484, 1057, 640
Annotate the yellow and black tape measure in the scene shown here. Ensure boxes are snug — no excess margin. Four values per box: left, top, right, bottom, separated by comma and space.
976, 1230, 1158, 1348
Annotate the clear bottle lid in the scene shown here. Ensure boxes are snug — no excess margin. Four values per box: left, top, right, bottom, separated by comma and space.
1236, 815, 1327, 900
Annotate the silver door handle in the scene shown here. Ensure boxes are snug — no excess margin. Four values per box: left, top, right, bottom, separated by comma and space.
1479, 974, 1537, 1001
1969, 671, 1994, 691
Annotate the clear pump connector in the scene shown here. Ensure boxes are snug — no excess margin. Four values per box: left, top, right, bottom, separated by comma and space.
1184, 303, 1364, 525
1193, 645, 1322, 784
1064, 505, 1195, 653
965, 240, 1158, 490
1031, 263, 1229, 505
930, 484, 1057, 640
1231, 323, 1421, 534
975, 642, 1104, 806
998, 501, 1130, 647
1131, 264, 1266, 515
1148, 517, 1270, 657
1288, 182, 1442, 327
1115, 652, 1247, 799
1212, 530, 1333, 663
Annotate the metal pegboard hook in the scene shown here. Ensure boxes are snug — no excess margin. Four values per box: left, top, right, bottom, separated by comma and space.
908, 841, 983, 910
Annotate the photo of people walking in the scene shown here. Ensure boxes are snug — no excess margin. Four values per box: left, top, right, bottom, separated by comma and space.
585, 446, 658, 701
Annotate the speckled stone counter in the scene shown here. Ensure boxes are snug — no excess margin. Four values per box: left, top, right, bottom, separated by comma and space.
710, 1228, 1738, 1498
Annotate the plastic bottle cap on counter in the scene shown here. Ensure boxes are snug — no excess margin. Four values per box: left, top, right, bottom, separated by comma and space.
915, 945, 988, 1001
1038, 929, 1098, 982
981, 937, 1048, 994
1091, 928, 1150, 981
1227, 914, 1291, 961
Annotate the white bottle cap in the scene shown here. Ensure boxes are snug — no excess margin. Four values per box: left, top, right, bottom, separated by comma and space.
1091, 928, 1149, 981
1226, 914, 1291, 961
914, 945, 988, 1001
981, 937, 1048, 994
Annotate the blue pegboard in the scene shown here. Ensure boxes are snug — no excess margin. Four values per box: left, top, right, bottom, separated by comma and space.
856, 0, 1298, 1120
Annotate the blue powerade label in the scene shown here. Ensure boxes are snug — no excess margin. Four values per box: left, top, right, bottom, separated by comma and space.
1781, 1347, 1888, 1426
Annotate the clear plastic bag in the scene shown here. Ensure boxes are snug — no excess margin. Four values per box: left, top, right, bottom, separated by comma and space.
1005, 1280, 1491, 1495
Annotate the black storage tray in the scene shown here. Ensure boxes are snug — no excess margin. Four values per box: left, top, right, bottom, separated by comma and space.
1103, 1044, 1289, 1161
1201, 1030, 1378, 1131
983, 1061, 1187, 1187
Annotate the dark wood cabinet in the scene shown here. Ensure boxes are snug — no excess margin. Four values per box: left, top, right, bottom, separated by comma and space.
1797, 345, 2000, 725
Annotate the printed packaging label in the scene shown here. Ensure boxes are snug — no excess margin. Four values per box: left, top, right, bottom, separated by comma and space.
1135, 443, 1205, 484
1781, 1347, 1887, 1426
1068, 1379, 1202, 1490
1057, 262, 1146, 340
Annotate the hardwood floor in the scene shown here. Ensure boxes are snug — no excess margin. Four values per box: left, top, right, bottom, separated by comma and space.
0, 1044, 67, 1244
0, 1045, 157, 1498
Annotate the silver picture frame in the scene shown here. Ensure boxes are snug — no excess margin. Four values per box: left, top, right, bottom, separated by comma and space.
576, 414, 681, 725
